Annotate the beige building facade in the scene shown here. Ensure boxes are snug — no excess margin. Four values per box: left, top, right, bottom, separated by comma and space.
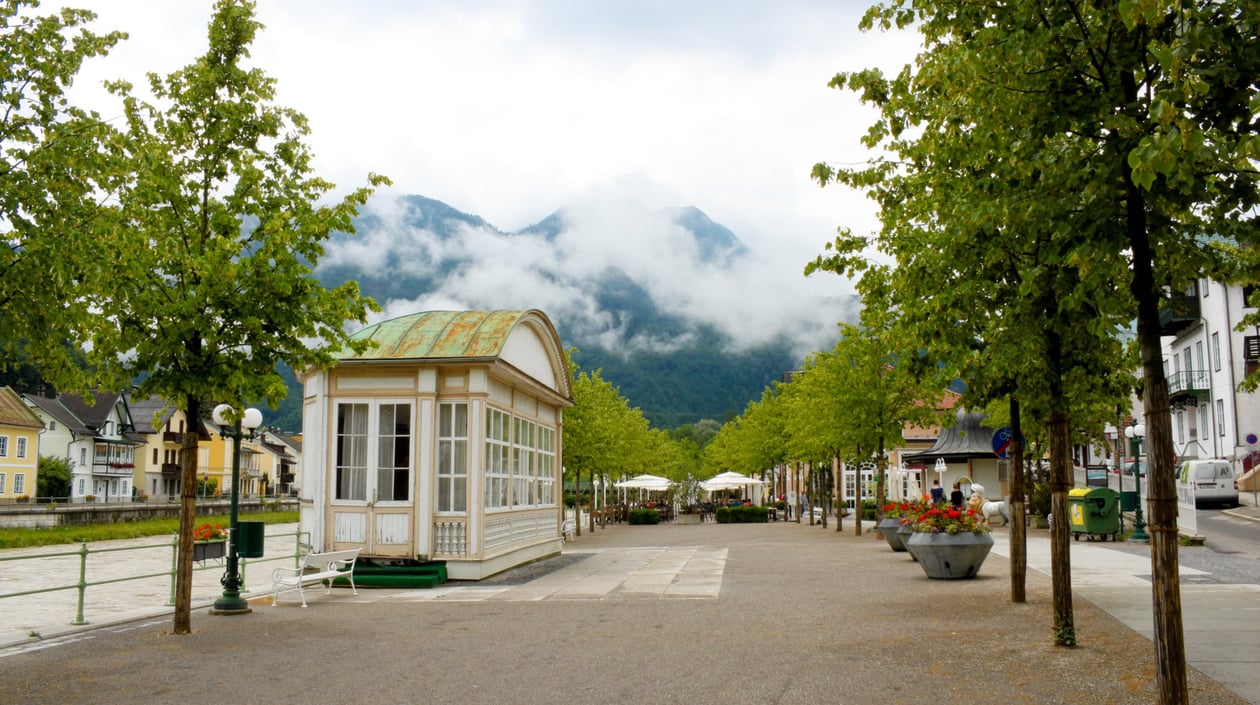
298, 310, 573, 580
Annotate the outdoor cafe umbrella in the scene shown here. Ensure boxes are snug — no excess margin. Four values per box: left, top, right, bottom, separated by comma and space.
613, 474, 674, 491
700, 471, 767, 492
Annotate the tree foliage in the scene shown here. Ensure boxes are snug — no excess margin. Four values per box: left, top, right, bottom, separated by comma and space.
812, 2, 1257, 700
0, 2, 124, 388
80, 0, 387, 634
36, 454, 71, 500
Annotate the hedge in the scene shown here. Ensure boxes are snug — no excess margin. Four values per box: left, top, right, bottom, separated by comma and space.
628, 508, 661, 525
715, 506, 770, 523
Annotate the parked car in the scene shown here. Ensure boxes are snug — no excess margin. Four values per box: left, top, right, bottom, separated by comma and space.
1114, 459, 1147, 477
1177, 459, 1238, 508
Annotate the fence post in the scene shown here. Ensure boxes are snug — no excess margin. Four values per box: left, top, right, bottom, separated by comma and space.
72, 541, 89, 625
167, 533, 178, 606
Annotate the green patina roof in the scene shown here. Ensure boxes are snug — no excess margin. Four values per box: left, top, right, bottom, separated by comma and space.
339, 310, 539, 361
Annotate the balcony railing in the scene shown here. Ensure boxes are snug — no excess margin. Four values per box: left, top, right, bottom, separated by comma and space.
162, 432, 185, 444
92, 462, 136, 476
1167, 369, 1210, 404
161, 463, 181, 477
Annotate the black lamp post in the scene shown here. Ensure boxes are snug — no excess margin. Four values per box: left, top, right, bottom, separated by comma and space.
210, 404, 262, 615
1124, 422, 1149, 542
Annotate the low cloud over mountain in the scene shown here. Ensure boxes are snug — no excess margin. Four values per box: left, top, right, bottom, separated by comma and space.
319, 193, 855, 363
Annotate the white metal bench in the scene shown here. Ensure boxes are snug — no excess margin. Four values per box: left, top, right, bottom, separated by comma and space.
271, 548, 360, 607
561, 519, 575, 542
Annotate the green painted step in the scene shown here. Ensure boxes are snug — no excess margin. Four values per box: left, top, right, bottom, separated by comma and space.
330, 557, 447, 589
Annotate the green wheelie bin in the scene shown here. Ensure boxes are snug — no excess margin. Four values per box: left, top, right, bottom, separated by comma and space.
1067, 487, 1120, 542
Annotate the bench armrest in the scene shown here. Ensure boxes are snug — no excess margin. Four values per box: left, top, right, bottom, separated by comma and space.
271, 566, 303, 582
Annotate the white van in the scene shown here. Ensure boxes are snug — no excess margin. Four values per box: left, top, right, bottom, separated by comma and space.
1177, 459, 1238, 508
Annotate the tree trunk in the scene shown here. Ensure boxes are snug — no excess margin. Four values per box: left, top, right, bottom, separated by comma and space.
820, 463, 828, 530
573, 470, 581, 537
1009, 396, 1026, 603
588, 468, 596, 534
173, 395, 199, 635
1047, 406, 1074, 645
1127, 151, 1187, 704
874, 436, 887, 539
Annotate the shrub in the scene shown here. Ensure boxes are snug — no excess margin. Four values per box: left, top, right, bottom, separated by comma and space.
628, 508, 661, 525
715, 505, 769, 523
860, 500, 879, 520
1029, 482, 1052, 517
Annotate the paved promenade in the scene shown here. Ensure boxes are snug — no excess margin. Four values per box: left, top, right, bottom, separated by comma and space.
0, 506, 1257, 705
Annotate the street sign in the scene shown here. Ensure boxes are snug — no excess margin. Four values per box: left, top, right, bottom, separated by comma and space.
993, 427, 1014, 459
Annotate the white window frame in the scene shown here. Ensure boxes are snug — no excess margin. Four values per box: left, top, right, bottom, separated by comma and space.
1217, 399, 1226, 437
1199, 408, 1209, 444
0, 473, 5, 493
437, 402, 468, 513
537, 426, 556, 506
1175, 411, 1184, 444
16, 437, 26, 458
375, 402, 414, 503
0, 435, 7, 457
333, 402, 368, 501
13, 473, 24, 495
485, 407, 511, 510
1212, 332, 1221, 371
333, 400, 414, 504
512, 417, 535, 508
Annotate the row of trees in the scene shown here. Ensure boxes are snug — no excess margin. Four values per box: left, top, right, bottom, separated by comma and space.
562, 352, 722, 533
1, 1, 385, 633
803, 4, 1258, 705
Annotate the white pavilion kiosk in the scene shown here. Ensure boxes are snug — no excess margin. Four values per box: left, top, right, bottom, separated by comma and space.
298, 309, 574, 580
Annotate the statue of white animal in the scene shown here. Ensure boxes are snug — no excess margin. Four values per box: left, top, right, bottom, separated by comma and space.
967, 483, 1010, 527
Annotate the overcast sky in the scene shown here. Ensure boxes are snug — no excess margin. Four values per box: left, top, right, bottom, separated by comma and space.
51, 0, 921, 356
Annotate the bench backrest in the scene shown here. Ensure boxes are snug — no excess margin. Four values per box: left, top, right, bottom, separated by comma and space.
300, 548, 360, 573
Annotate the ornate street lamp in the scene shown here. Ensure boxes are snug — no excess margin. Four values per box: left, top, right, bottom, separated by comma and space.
1124, 422, 1149, 542
210, 404, 263, 615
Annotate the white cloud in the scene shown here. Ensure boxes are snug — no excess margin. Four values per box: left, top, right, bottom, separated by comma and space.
341, 191, 854, 359
45, 0, 917, 356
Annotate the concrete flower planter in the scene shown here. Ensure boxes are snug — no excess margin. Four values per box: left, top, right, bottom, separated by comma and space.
877, 517, 907, 551
904, 531, 993, 579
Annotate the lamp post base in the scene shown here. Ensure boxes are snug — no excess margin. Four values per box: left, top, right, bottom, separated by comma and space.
210, 595, 252, 615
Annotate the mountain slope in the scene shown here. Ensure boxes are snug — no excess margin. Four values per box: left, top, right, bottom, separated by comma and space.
266, 194, 820, 432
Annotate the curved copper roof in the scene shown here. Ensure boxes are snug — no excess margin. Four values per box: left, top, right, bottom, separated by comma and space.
339, 309, 547, 361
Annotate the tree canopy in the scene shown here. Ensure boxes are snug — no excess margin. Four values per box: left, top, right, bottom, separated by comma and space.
810, 2, 1258, 701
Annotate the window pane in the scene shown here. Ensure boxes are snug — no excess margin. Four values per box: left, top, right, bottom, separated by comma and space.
376, 403, 411, 502
437, 402, 468, 512
335, 403, 368, 501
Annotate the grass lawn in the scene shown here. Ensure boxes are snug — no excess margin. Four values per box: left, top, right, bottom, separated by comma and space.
0, 511, 300, 550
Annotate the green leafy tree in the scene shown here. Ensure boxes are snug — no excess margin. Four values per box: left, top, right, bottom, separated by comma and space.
813, 3, 1258, 701
91, 0, 386, 634
36, 455, 72, 500
0, 2, 124, 388
563, 356, 641, 533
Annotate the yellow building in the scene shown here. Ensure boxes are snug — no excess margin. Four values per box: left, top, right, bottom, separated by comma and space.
0, 386, 42, 502
299, 310, 573, 580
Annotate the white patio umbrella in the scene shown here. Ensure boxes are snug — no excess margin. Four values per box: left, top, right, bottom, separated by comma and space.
613, 474, 674, 491
700, 471, 767, 491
